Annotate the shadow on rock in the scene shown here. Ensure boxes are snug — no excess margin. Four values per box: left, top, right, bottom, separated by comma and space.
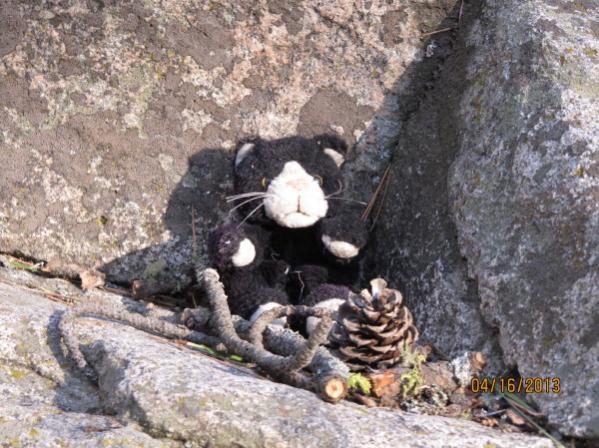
100, 148, 232, 299
46, 309, 105, 413
99, 0, 501, 368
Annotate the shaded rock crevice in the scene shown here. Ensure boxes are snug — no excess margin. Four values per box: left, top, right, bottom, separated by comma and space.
367, 0, 505, 371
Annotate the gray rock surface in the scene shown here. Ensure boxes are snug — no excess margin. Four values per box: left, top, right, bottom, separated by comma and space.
0, 269, 554, 448
449, 0, 599, 438
0, 0, 457, 292
1, 0, 597, 441
373, 0, 598, 439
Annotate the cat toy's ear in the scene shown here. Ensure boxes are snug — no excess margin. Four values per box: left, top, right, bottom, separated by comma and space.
233, 136, 261, 170
313, 133, 348, 168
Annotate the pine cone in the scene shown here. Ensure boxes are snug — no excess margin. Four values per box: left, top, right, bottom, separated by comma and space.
330, 279, 419, 370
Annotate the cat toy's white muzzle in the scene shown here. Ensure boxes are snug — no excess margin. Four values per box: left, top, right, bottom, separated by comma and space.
264, 161, 328, 228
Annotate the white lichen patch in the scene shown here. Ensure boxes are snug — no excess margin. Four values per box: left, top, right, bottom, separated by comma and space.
181, 108, 213, 133
181, 58, 251, 107
4, 107, 34, 132
158, 153, 174, 172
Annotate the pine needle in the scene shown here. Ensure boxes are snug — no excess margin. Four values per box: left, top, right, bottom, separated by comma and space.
495, 387, 565, 448
361, 164, 392, 222
191, 205, 197, 260
186, 341, 245, 363
8, 259, 40, 272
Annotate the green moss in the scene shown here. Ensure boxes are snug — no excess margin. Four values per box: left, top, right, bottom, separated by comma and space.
9, 368, 28, 380
348, 373, 372, 395
583, 48, 598, 58
399, 367, 424, 399
28, 428, 39, 438
400, 343, 427, 368
96, 215, 108, 226
398, 343, 427, 399
573, 165, 585, 177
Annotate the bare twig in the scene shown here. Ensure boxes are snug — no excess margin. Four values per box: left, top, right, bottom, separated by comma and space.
200, 268, 348, 401
182, 306, 351, 381
59, 301, 224, 381
247, 304, 329, 348
202, 269, 332, 373
58, 268, 350, 402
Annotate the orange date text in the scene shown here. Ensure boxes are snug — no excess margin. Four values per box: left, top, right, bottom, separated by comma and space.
470, 376, 561, 394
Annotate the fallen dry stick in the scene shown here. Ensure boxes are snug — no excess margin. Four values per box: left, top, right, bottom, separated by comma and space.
182, 306, 350, 384
58, 269, 350, 402
201, 268, 348, 402
59, 300, 224, 380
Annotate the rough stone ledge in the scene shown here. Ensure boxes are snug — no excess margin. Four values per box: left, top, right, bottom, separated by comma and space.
0, 270, 553, 448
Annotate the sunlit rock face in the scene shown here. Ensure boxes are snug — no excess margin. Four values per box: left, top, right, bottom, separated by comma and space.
0, 0, 456, 293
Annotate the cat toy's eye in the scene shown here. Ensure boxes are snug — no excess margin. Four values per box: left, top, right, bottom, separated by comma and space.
314, 174, 324, 186
261, 177, 269, 189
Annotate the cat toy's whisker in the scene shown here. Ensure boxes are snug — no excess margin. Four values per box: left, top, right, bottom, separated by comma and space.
325, 182, 345, 198
326, 197, 368, 206
291, 270, 305, 300
228, 195, 268, 215
226, 192, 268, 202
237, 202, 264, 227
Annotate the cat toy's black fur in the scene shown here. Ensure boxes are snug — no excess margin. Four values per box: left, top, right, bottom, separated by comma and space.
207, 134, 368, 320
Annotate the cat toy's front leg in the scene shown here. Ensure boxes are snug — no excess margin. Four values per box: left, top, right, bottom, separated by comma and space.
318, 209, 369, 263
208, 223, 290, 319
208, 223, 266, 270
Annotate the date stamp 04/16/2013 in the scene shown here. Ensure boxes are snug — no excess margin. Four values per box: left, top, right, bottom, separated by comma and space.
471, 376, 561, 394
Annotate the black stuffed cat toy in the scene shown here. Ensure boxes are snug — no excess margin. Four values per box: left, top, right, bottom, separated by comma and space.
207, 134, 368, 323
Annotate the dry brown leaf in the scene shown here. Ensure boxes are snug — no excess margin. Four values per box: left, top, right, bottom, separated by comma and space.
367, 371, 396, 397
80, 270, 106, 290
131, 279, 148, 299
42, 259, 81, 279
468, 352, 487, 373
506, 408, 527, 426
480, 417, 499, 427
420, 361, 459, 393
